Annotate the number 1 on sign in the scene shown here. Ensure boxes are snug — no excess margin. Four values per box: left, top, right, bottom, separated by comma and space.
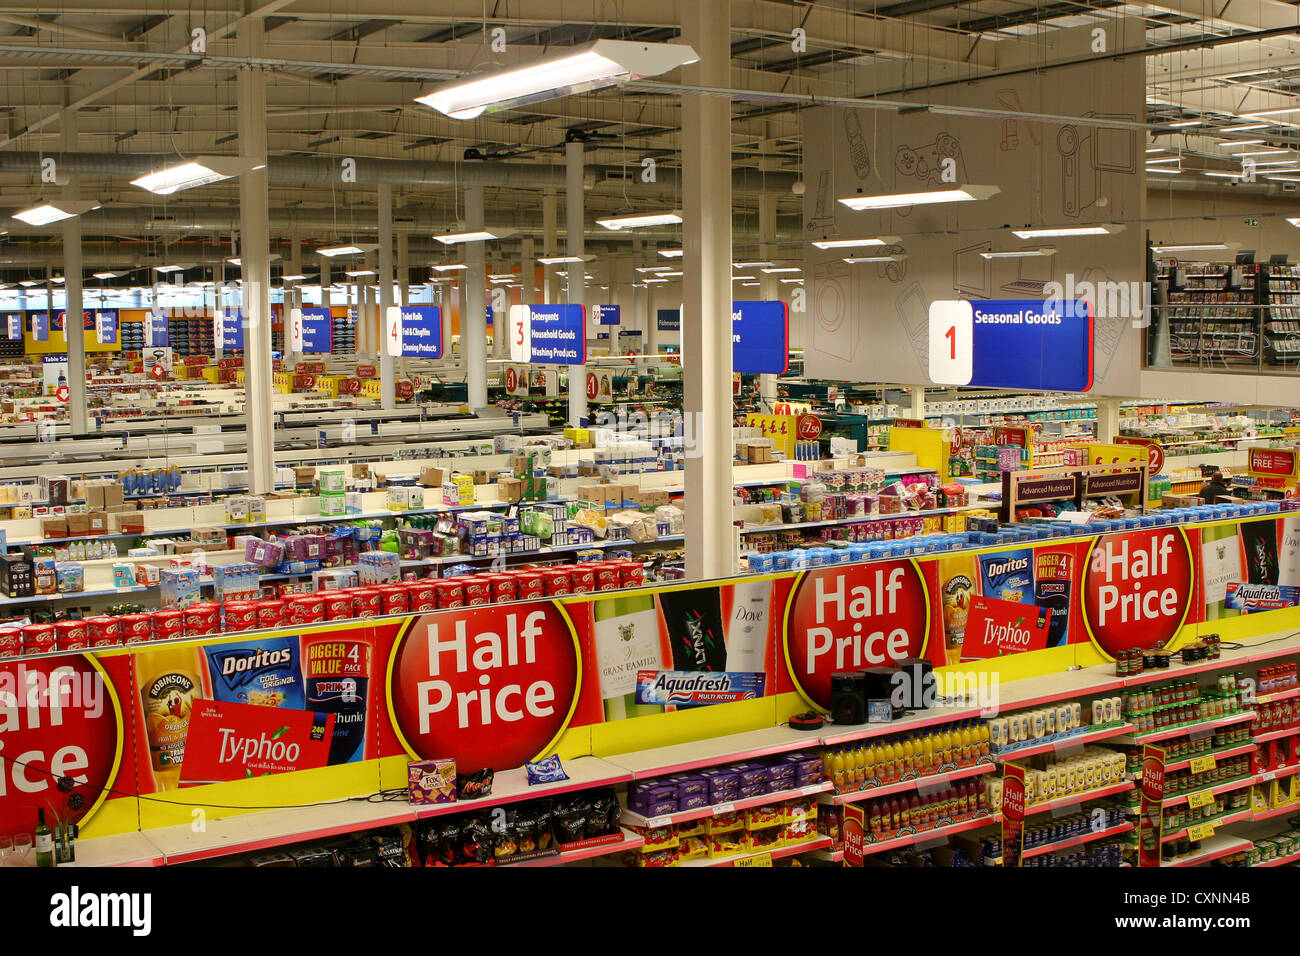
928, 301, 974, 386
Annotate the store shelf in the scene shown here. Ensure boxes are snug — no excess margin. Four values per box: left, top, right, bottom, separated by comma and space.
1024, 782, 1133, 816
1249, 803, 1300, 823
1162, 774, 1256, 807
824, 763, 996, 805
412, 758, 633, 823
1165, 834, 1253, 867
1255, 763, 1300, 782
738, 505, 963, 534
508, 828, 644, 867
1114, 710, 1255, 744
679, 834, 832, 867
608, 725, 823, 779
620, 780, 832, 828
1164, 743, 1256, 773
1253, 725, 1300, 744
858, 812, 1001, 855
1021, 822, 1135, 860
1254, 849, 1300, 866
66, 831, 168, 868
818, 706, 989, 747
1161, 808, 1255, 844
992, 724, 1134, 762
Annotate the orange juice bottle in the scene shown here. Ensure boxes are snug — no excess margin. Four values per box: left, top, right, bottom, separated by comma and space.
900, 735, 914, 774
136, 642, 208, 791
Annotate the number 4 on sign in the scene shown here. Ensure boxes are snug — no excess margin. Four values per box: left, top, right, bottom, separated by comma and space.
384, 306, 403, 357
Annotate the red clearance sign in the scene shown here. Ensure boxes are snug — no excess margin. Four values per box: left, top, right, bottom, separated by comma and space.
842, 803, 865, 867
1001, 763, 1027, 867
1081, 528, 1193, 658
783, 559, 930, 711
387, 606, 582, 770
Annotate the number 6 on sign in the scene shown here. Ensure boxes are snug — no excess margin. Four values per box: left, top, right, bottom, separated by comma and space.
928, 300, 973, 386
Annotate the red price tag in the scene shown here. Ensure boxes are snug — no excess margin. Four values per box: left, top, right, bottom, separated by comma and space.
505, 368, 518, 392
586, 372, 599, 401
796, 415, 823, 440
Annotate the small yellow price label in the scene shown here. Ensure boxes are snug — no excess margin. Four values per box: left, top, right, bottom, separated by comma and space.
1186, 822, 1216, 841
1187, 790, 1216, 810
1189, 754, 1217, 774
735, 852, 773, 868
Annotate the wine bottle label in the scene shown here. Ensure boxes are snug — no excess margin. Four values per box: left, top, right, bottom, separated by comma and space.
35, 833, 52, 853
593, 605, 661, 699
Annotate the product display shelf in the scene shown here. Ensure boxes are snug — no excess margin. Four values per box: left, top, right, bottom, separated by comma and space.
1161, 808, 1255, 844
855, 812, 1002, 856
818, 702, 988, 747
0, 584, 153, 607
607, 725, 824, 779
1256, 685, 1300, 705
1249, 803, 1300, 823
738, 504, 967, 535
1112, 710, 1256, 745
824, 762, 996, 805
1164, 743, 1257, 773
1022, 781, 1133, 816
620, 780, 832, 828
679, 834, 833, 867
1161, 774, 1257, 807
1255, 763, 1300, 782
987, 822, 1135, 865
1254, 849, 1300, 866
509, 828, 645, 867
1165, 833, 1254, 867
1252, 726, 1300, 744
991, 723, 1136, 762
411, 759, 635, 824
66, 830, 169, 868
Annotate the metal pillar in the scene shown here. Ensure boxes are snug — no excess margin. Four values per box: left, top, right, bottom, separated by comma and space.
464, 184, 488, 409
566, 140, 587, 427
286, 232, 301, 367
237, 0, 274, 495
521, 236, 535, 306
378, 184, 396, 409
759, 135, 780, 406
542, 189, 558, 303
397, 229, 410, 306
61, 99, 87, 431
682, 0, 734, 581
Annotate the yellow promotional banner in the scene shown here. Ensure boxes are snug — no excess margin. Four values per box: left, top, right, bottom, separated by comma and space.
747, 412, 797, 458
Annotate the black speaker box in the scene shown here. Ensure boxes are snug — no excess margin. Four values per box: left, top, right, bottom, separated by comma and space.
893, 657, 933, 710
829, 670, 866, 725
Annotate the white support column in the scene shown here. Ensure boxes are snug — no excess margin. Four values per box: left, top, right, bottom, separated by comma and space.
758, 136, 780, 406
397, 230, 410, 306
320, 256, 331, 310
464, 184, 488, 409
906, 386, 926, 420
378, 184, 396, 409
286, 232, 302, 367
682, 0, 734, 581
237, 0, 274, 495
566, 139, 587, 427
61, 99, 87, 431
1097, 397, 1120, 443
521, 237, 535, 306
491, 253, 508, 360
542, 189, 558, 303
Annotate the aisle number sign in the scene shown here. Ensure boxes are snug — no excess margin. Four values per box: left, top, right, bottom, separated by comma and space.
928, 299, 1094, 392
6, 314, 20, 340
656, 308, 680, 332
290, 307, 333, 354
33, 313, 48, 342
508, 303, 586, 365
216, 310, 244, 350
733, 301, 790, 374
746, 412, 797, 458
592, 304, 620, 326
384, 306, 444, 359
94, 310, 118, 346
146, 311, 169, 347
1114, 436, 1165, 477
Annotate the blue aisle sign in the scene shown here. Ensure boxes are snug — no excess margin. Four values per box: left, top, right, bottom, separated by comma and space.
485, 306, 494, 328
592, 304, 620, 326
94, 310, 118, 345
928, 299, 1094, 392
298, 307, 333, 353
508, 304, 586, 365
656, 308, 680, 331
32, 313, 48, 342
385, 305, 443, 358
732, 300, 789, 374
146, 311, 169, 347
216, 310, 245, 350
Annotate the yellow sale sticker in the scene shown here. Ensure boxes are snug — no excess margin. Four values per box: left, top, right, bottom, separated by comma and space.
1185, 821, 1216, 841
1189, 754, 1217, 774
735, 851, 773, 868
1186, 790, 1216, 809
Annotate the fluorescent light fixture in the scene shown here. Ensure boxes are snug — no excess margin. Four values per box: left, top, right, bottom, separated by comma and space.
1145, 147, 1166, 153
1148, 169, 1184, 175
430, 263, 468, 272
488, 273, 516, 280
596, 211, 682, 230
489, 276, 515, 284
92, 271, 119, 280
50, 276, 64, 284
837, 185, 999, 210
1150, 242, 1235, 253
642, 277, 669, 283
280, 273, 307, 282
130, 157, 256, 196
1269, 176, 1300, 183
1145, 156, 1181, 164
345, 269, 376, 277
740, 282, 760, 287
1222, 140, 1265, 147
842, 255, 907, 264
1243, 106, 1300, 118
537, 255, 592, 265
733, 260, 774, 268
1204, 171, 1241, 178
12, 200, 101, 226
1165, 120, 1201, 128
433, 229, 513, 244
779, 278, 804, 284
153, 264, 185, 273
635, 265, 675, 274
658, 270, 683, 277
316, 243, 378, 257
761, 266, 801, 274
1229, 149, 1292, 157
1010, 224, 1123, 239
19, 280, 41, 287
227, 255, 281, 266
732, 275, 753, 281
809, 236, 900, 249
979, 247, 1056, 259
1222, 124, 1268, 132
658, 248, 683, 258
414, 40, 699, 120
1287, 218, 1300, 226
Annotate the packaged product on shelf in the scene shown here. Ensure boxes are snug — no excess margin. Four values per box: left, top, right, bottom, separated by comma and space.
55, 562, 83, 594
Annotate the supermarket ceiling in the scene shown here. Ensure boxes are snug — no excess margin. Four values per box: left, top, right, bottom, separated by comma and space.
0, 0, 1299, 258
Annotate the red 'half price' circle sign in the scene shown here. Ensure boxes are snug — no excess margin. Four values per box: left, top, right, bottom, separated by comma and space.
387, 605, 581, 770
784, 559, 930, 711
1081, 527, 1193, 659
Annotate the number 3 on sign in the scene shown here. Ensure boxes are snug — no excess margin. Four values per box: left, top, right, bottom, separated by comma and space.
928, 300, 974, 386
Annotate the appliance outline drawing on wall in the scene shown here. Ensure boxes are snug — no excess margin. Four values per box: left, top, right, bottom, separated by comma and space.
807, 168, 836, 233
893, 131, 966, 218
995, 88, 1042, 152
1057, 112, 1138, 218
845, 110, 872, 180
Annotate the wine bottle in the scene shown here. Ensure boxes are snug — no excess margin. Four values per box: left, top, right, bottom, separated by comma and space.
35, 809, 54, 868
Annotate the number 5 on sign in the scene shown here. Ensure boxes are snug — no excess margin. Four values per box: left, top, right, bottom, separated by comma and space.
289, 308, 305, 352
928, 300, 973, 386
